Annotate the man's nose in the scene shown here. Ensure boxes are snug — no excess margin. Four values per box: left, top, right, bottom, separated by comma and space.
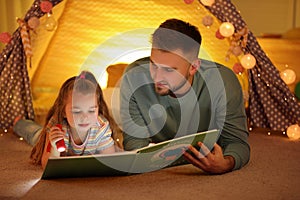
153, 67, 165, 82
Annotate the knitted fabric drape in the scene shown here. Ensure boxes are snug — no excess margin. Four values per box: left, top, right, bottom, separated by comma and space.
0, 0, 63, 131
203, 0, 300, 131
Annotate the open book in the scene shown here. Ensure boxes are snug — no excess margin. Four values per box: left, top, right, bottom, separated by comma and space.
42, 129, 220, 179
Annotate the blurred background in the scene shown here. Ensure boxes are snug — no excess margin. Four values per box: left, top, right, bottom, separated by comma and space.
0, 0, 299, 91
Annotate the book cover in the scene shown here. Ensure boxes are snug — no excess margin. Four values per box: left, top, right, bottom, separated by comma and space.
42, 129, 220, 179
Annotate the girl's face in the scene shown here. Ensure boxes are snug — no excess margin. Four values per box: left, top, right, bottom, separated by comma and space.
65, 92, 99, 135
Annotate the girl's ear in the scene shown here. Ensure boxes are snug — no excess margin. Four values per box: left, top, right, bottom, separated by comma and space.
189, 59, 200, 76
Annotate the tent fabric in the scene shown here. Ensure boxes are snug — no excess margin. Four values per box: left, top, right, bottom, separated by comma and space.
205, 0, 300, 131
11, 0, 240, 126
29, 0, 237, 90
0, 0, 63, 130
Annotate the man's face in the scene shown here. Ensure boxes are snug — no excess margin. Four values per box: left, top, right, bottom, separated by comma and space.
150, 49, 195, 96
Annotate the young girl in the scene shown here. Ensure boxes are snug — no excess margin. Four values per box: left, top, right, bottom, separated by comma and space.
27, 71, 123, 169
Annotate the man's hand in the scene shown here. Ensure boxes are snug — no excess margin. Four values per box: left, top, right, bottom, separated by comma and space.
183, 142, 235, 174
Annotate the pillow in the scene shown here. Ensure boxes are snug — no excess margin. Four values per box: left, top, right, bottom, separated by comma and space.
106, 63, 128, 87
102, 87, 122, 128
32, 87, 59, 125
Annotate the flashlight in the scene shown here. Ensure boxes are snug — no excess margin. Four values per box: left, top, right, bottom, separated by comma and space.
55, 124, 66, 152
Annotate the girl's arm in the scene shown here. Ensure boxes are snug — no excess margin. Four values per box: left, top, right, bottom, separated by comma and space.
96, 117, 116, 154
99, 143, 115, 154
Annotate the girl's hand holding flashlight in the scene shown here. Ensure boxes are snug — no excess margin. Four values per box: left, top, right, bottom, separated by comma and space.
49, 124, 66, 152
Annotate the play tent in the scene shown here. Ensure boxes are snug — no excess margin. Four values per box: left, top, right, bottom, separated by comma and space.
0, 0, 299, 132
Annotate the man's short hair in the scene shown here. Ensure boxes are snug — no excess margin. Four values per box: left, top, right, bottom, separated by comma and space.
151, 18, 202, 60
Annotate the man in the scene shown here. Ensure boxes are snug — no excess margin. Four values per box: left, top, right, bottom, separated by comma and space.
120, 18, 250, 174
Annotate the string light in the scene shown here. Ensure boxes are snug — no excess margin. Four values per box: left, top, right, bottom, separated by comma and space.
287, 124, 300, 140
43, 13, 57, 32
240, 54, 256, 69
219, 22, 235, 37
200, 0, 215, 7
248, 128, 299, 139
280, 69, 297, 85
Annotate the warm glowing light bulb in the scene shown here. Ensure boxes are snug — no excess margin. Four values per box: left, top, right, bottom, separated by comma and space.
280, 69, 296, 85
241, 54, 256, 69
200, 0, 215, 6
219, 22, 235, 37
287, 124, 300, 140
44, 13, 57, 31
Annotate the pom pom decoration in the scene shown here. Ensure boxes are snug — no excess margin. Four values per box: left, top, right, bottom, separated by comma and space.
28, 17, 40, 30
200, 0, 215, 6
184, 0, 194, 4
224, 27, 248, 61
0, 32, 12, 44
287, 124, 300, 140
232, 63, 245, 74
40, 0, 53, 13
202, 15, 214, 27
240, 53, 256, 69
219, 22, 235, 37
280, 69, 296, 85
215, 29, 225, 40
232, 46, 243, 56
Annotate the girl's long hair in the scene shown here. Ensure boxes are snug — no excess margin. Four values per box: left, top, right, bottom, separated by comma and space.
30, 71, 123, 165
